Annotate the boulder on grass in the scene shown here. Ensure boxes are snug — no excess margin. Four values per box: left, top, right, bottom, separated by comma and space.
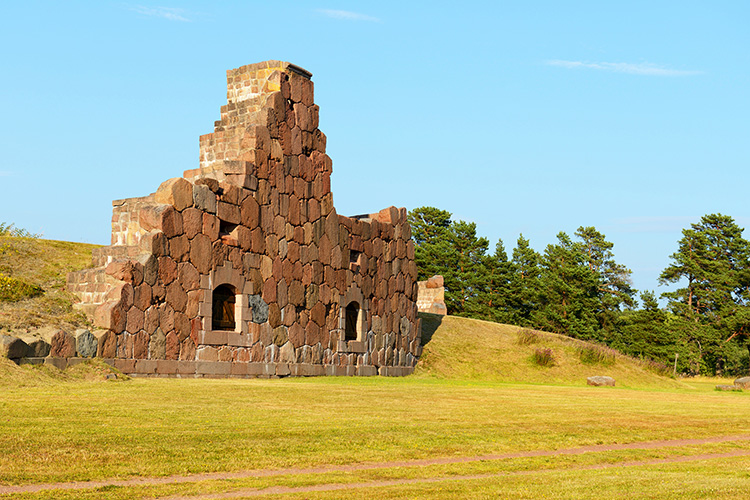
0, 335, 28, 359
734, 377, 750, 389
75, 329, 98, 358
19, 336, 51, 357
49, 330, 76, 358
587, 375, 615, 387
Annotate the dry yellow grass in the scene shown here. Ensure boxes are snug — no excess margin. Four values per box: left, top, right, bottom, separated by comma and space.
414, 314, 684, 389
0, 236, 99, 332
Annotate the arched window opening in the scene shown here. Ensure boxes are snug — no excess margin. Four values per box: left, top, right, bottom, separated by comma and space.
345, 301, 360, 341
212, 284, 237, 331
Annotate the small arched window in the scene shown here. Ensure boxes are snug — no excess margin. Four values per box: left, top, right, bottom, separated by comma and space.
212, 284, 237, 331
345, 301, 360, 341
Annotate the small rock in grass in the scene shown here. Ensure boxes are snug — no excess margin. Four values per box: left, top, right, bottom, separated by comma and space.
587, 375, 615, 387
733, 377, 750, 389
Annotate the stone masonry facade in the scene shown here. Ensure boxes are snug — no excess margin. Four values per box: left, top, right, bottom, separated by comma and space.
67, 61, 421, 377
416, 275, 446, 315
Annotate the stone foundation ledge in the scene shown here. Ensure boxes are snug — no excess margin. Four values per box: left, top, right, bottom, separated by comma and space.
15, 357, 414, 378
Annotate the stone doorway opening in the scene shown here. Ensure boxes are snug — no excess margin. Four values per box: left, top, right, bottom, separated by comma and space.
345, 301, 360, 341
212, 284, 237, 331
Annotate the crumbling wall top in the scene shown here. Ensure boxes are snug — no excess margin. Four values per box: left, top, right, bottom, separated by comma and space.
226, 60, 312, 104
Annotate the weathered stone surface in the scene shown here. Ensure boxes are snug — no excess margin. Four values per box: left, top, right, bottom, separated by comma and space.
50, 330, 76, 358
734, 377, 750, 389
248, 294, 269, 324
150, 328, 167, 360
193, 183, 217, 213
180, 337, 196, 361
19, 336, 51, 357
96, 330, 117, 358
133, 331, 149, 359
273, 326, 288, 346
189, 234, 212, 274
279, 341, 295, 363
165, 331, 179, 360
0, 335, 28, 359
160, 206, 184, 238
155, 177, 194, 211
165, 281, 188, 312
587, 376, 616, 387
75, 329, 98, 358
288, 323, 305, 349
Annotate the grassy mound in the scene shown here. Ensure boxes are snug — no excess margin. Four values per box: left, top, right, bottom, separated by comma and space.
0, 235, 100, 333
414, 313, 684, 389
0, 357, 127, 388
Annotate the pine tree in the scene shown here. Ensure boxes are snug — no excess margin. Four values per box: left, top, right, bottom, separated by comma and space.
508, 235, 542, 325
407, 206, 453, 282
533, 232, 600, 340
408, 207, 492, 316
575, 226, 636, 335
659, 214, 750, 374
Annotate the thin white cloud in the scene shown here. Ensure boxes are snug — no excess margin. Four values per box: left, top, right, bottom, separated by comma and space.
546, 60, 702, 77
317, 9, 380, 22
128, 5, 191, 22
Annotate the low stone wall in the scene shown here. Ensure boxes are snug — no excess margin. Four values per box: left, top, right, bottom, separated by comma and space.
16, 356, 413, 378
2, 329, 416, 378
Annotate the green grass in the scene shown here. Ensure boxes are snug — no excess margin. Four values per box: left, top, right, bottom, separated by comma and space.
0, 235, 99, 332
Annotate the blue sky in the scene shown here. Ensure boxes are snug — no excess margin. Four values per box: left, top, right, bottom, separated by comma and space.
1, 1, 748, 300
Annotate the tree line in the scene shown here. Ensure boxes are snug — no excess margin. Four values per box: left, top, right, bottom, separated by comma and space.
409, 207, 750, 376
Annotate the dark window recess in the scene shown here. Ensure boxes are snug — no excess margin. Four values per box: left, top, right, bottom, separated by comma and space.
349, 250, 361, 265
345, 301, 359, 341
219, 220, 238, 238
212, 284, 236, 331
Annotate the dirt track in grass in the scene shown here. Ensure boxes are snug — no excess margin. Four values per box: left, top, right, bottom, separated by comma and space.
3, 434, 750, 497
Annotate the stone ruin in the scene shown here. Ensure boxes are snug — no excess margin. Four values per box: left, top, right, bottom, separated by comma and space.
65, 61, 422, 377
416, 275, 446, 315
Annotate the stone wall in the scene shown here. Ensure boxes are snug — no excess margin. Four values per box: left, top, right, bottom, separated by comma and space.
66, 60, 421, 378
416, 275, 446, 315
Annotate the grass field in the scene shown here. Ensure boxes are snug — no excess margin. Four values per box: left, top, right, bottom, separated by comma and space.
2, 368, 750, 499
2, 237, 750, 498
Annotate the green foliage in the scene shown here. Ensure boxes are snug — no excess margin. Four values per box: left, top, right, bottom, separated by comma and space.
531, 228, 635, 343
659, 214, 750, 375
506, 235, 541, 325
408, 207, 750, 376
531, 348, 556, 367
408, 207, 501, 318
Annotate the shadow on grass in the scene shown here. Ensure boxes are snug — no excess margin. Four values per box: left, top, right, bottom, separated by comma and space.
419, 312, 444, 346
